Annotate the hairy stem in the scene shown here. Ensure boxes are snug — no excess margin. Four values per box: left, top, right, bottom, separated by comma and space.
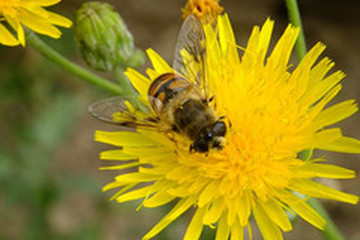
27, 32, 125, 95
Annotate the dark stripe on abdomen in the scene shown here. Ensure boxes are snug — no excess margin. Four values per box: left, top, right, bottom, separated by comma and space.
148, 73, 190, 112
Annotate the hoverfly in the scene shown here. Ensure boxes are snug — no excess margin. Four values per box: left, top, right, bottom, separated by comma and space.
89, 15, 227, 153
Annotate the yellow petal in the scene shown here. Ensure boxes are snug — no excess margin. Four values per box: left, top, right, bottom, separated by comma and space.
122, 146, 172, 158
310, 128, 342, 148
99, 161, 141, 170
100, 150, 136, 160
227, 196, 238, 225
115, 172, 159, 183
116, 185, 157, 203
143, 196, 197, 240
125, 68, 151, 97
297, 42, 326, 73
242, 18, 274, 66
36, 0, 62, 7
183, 207, 206, 240
26, 5, 52, 20
320, 136, 360, 153
253, 202, 283, 240
198, 179, 220, 207
290, 179, 359, 204
47, 11, 72, 27
267, 24, 299, 78
287, 43, 326, 99
241, 25, 260, 67
95, 131, 155, 147
102, 181, 128, 192
143, 190, 176, 208
203, 197, 225, 225
237, 192, 251, 227
145, 68, 159, 80
230, 218, 244, 240
204, 21, 221, 60
307, 84, 343, 122
261, 199, 292, 231
297, 163, 356, 179
115, 179, 171, 203
0, 23, 19, 46
277, 190, 325, 229
308, 57, 334, 86
215, 215, 230, 240
109, 183, 137, 201
312, 100, 358, 130
4, 15, 25, 46
257, 18, 274, 63
218, 14, 239, 65
166, 166, 191, 181
166, 185, 191, 198
19, 8, 62, 38
146, 48, 172, 73
305, 71, 345, 105
242, 19, 274, 66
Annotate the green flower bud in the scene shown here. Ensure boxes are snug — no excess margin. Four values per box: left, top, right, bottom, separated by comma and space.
73, 2, 144, 71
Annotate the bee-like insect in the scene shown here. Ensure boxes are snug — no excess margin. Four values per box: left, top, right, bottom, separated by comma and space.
89, 15, 227, 153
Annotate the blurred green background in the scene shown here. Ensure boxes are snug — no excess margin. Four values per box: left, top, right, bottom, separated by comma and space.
0, 0, 359, 239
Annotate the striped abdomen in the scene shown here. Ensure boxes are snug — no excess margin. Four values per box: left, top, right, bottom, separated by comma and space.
148, 73, 191, 114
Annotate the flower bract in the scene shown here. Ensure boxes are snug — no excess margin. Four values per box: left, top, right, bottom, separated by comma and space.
96, 15, 359, 240
0, 0, 72, 46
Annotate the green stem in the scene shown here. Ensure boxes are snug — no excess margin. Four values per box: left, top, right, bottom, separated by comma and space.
285, 0, 307, 60
307, 198, 346, 240
26, 32, 125, 95
285, 1, 346, 240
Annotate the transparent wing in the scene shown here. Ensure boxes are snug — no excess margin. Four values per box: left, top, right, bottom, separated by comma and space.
88, 96, 160, 129
173, 15, 209, 98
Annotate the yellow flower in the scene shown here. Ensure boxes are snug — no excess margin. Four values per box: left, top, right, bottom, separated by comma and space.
182, 0, 223, 25
96, 15, 359, 240
0, 0, 72, 46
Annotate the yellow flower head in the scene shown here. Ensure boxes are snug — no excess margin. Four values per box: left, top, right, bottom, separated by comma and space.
182, 0, 223, 25
96, 15, 359, 240
0, 0, 72, 46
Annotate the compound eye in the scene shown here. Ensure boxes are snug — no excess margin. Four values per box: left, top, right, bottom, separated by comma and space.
193, 138, 209, 153
212, 140, 224, 150
212, 121, 226, 137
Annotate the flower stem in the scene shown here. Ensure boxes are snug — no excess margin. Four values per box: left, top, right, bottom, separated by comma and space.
307, 198, 346, 240
285, 0, 307, 60
26, 32, 125, 95
285, 1, 346, 240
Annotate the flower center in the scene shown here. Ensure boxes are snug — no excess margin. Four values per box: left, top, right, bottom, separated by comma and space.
181, 118, 299, 200
182, 0, 223, 25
